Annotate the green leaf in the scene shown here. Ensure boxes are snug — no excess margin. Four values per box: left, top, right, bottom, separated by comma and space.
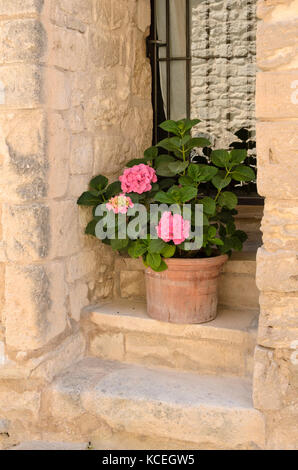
179, 175, 195, 187
159, 178, 176, 190
89, 175, 108, 191
104, 181, 122, 200
153, 260, 168, 272
208, 225, 217, 239
234, 230, 248, 243
168, 161, 189, 174
110, 238, 129, 251
154, 191, 175, 204
85, 217, 101, 236
77, 191, 101, 206
180, 118, 200, 133
128, 240, 148, 258
218, 191, 238, 209
161, 244, 176, 258
159, 120, 180, 136
211, 173, 232, 190
126, 158, 148, 167
210, 238, 224, 246
144, 146, 158, 160
185, 137, 211, 150
232, 165, 255, 182
148, 238, 167, 254
200, 196, 216, 215
179, 186, 198, 202
155, 155, 177, 177
230, 149, 247, 165
211, 149, 231, 168
156, 137, 181, 152
146, 253, 162, 270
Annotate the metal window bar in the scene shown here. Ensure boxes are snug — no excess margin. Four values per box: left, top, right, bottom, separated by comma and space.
148, 0, 191, 144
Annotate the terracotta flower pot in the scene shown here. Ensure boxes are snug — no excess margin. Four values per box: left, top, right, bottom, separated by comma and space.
145, 255, 228, 324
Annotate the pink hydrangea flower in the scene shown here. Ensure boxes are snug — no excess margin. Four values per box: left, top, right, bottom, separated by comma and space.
106, 193, 134, 214
119, 164, 157, 194
156, 212, 191, 245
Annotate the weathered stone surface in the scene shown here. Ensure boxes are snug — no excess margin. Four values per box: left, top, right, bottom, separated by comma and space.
66, 251, 97, 283
0, 0, 43, 16
88, 300, 257, 377
29, 331, 86, 382
256, 71, 298, 119
0, 389, 40, 420
57, 358, 265, 450
0, 65, 42, 108
3, 203, 49, 262
10, 441, 88, 450
70, 134, 93, 175
261, 199, 298, 252
0, 19, 45, 65
258, 292, 298, 349
253, 346, 297, 411
46, 25, 87, 72
48, 112, 70, 198
50, 200, 80, 258
69, 281, 89, 321
256, 121, 298, 198
4, 261, 67, 350
0, 109, 47, 202
45, 68, 71, 110
256, 247, 298, 293
257, 19, 298, 70
120, 271, 146, 299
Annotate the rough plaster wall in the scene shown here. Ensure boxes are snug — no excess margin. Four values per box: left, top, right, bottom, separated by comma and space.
191, 0, 256, 146
254, 0, 298, 450
0, 0, 152, 444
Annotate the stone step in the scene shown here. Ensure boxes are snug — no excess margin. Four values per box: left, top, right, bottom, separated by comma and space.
114, 252, 259, 311
85, 300, 258, 377
43, 358, 265, 450
9, 441, 88, 450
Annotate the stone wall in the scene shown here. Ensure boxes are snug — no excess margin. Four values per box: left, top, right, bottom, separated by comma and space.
0, 0, 152, 445
254, 0, 298, 450
191, 0, 256, 146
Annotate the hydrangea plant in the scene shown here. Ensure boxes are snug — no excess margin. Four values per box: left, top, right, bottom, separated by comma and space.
77, 118, 255, 272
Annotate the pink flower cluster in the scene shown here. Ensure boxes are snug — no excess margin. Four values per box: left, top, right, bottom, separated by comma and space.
106, 193, 134, 214
119, 164, 157, 194
156, 212, 191, 245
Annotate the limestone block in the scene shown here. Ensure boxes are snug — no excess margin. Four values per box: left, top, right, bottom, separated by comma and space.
256, 121, 298, 198
0, 262, 4, 321
265, 407, 298, 450
56, 0, 92, 24
136, 0, 151, 33
261, 199, 298, 251
257, 0, 298, 22
0, 389, 40, 420
0, 0, 43, 16
48, 112, 70, 198
70, 134, 93, 175
66, 251, 97, 283
256, 247, 298, 292
93, 134, 131, 175
4, 261, 68, 351
0, 109, 47, 202
120, 270, 146, 299
50, 200, 80, 258
258, 292, 298, 348
3, 203, 50, 262
89, 332, 125, 361
257, 19, 298, 70
46, 25, 87, 72
0, 65, 42, 108
65, 106, 85, 133
45, 68, 71, 110
29, 331, 86, 382
256, 71, 298, 119
0, 19, 45, 65
253, 346, 296, 411
89, 29, 120, 68
69, 281, 89, 321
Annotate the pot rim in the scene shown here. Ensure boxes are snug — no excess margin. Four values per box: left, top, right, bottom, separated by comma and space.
163, 254, 228, 265
145, 254, 228, 273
